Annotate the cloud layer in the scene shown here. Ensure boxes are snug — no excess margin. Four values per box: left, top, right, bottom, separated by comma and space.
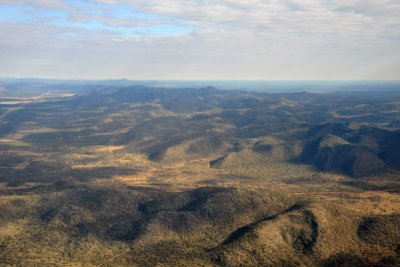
0, 0, 399, 80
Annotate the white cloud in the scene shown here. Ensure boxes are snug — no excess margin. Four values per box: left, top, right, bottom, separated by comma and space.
0, 0, 399, 79
0, 0, 70, 9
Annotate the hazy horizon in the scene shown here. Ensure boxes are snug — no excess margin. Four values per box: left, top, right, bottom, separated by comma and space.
2, 77, 400, 94
2, 77, 400, 82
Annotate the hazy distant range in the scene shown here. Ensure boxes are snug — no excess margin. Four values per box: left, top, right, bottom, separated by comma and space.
1, 78, 400, 94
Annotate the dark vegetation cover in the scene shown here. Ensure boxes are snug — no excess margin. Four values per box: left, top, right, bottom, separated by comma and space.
0, 80, 399, 266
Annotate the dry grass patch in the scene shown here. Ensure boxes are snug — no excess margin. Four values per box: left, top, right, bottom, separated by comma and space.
0, 220, 26, 236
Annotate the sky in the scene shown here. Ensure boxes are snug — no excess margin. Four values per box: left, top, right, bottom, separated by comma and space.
0, 0, 399, 80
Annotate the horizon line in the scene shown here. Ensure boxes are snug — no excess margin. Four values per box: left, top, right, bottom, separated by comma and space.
1, 77, 400, 82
